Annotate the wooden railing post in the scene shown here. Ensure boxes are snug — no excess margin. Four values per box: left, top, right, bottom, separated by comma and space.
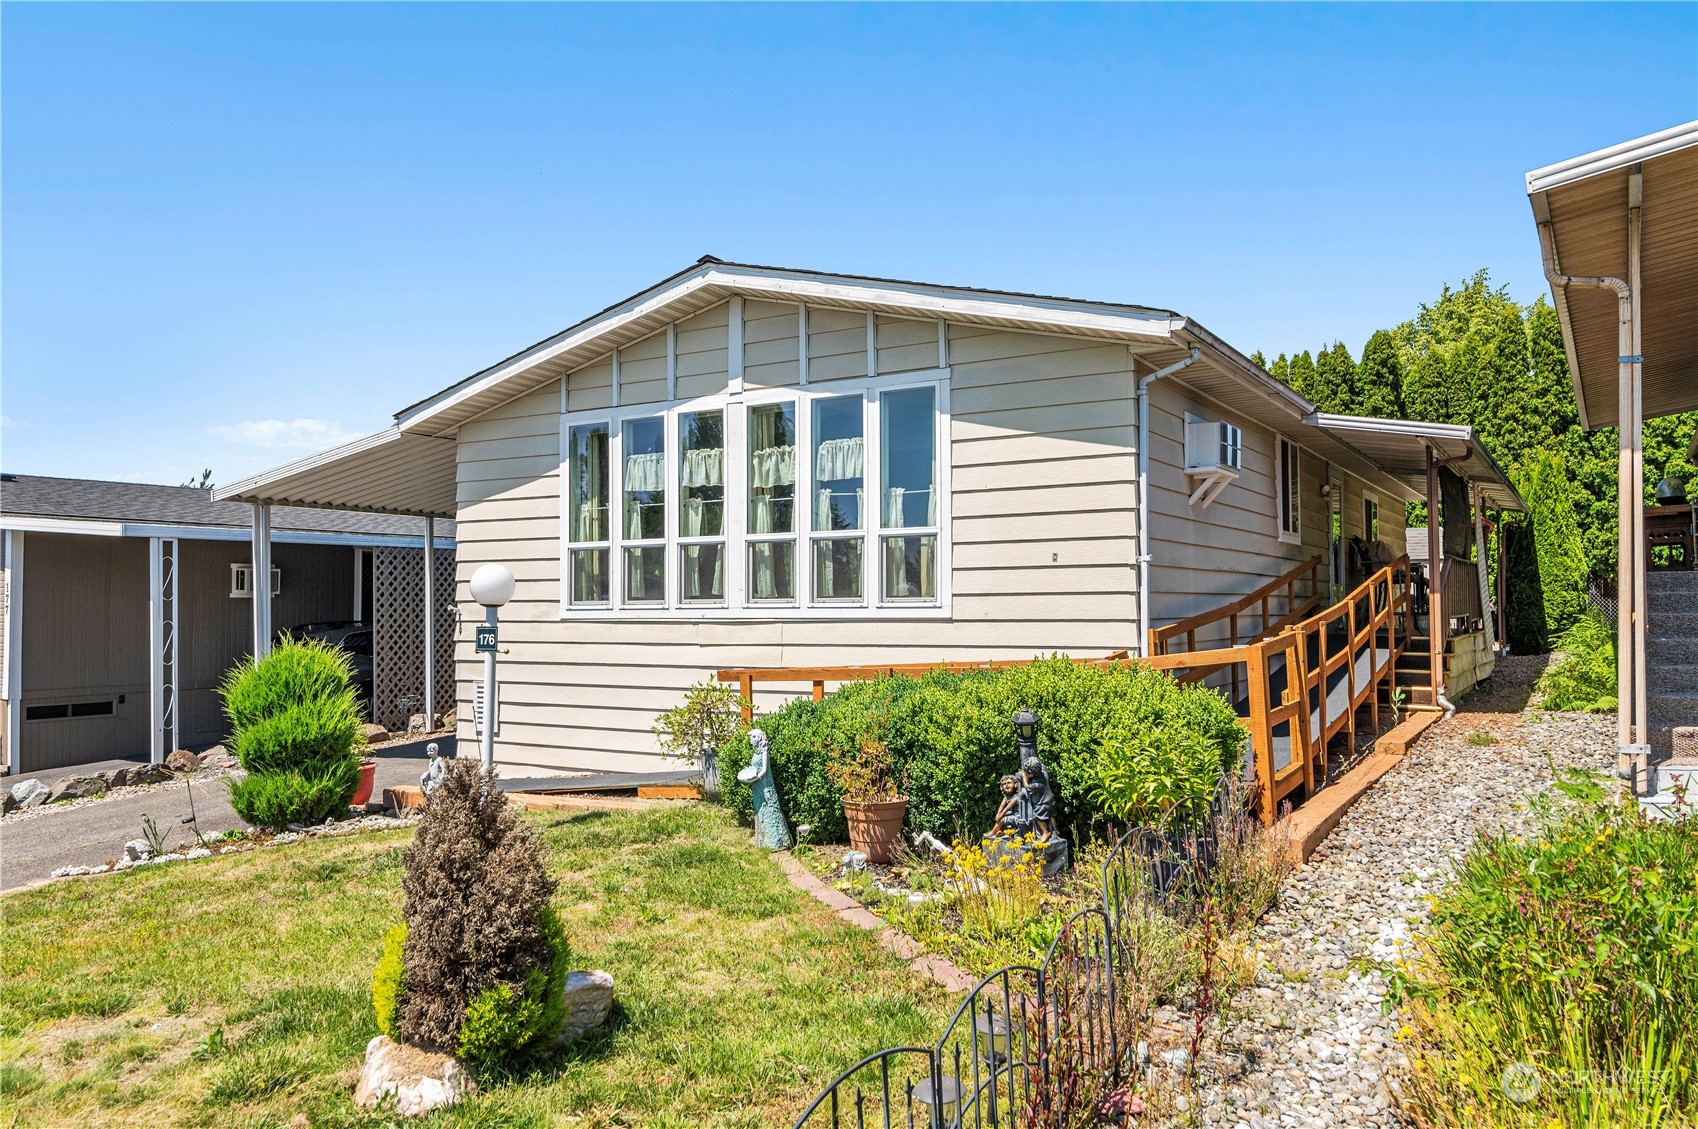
1245, 641, 1275, 826
739, 674, 754, 723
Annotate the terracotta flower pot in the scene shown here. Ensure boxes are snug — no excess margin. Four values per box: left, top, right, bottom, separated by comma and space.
351, 760, 378, 808
843, 798, 908, 863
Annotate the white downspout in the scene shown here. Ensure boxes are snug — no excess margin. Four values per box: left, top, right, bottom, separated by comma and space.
1135, 346, 1201, 656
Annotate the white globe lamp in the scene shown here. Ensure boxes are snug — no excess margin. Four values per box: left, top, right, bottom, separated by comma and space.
470, 563, 515, 771
470, 563, 516, 608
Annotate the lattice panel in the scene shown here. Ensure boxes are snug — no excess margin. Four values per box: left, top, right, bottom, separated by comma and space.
373, 546, 457, 733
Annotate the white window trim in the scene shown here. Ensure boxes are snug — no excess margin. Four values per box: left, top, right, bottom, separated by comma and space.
1362, 489, 1381, 542
230, 563, 281, 598
1275, 434, 1301, 545
557, 368, 952, 620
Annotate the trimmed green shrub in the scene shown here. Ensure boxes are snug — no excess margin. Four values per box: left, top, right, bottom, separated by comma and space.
1534, 611, 1617, 712
717, 656, 1245, 843
1507, 449, 1587, 653
456, 907, 570, 1065
372, 924, 407, 1039
219, 638, 365, 828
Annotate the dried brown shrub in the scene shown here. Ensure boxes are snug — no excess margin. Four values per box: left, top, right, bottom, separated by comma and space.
395, 759, 557, 1050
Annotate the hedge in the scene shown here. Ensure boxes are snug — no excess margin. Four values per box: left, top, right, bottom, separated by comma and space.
717, 656, 1245, 844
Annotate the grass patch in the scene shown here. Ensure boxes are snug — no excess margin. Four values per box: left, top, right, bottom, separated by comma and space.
0, 803, 947, 1127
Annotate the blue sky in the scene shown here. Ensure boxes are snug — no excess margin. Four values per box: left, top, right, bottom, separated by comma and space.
3, 3, 1693, 486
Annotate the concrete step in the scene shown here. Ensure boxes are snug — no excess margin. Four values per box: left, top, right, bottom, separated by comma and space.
1649, 664, 1698, 697
1649, 612, 1698, 641
1646, 571, 1698, 595
1648, 694, 1698, 729
1650, 638, 1694, 666
1641, 762, 1698, 818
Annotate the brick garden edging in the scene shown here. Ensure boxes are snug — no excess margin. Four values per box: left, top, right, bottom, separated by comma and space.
771, 852, 979, 993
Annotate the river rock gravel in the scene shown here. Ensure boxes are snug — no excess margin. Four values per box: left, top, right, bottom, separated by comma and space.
1191, 655, 1616, 1129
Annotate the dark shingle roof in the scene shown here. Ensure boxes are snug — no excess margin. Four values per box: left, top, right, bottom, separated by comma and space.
0, 475, 454, 539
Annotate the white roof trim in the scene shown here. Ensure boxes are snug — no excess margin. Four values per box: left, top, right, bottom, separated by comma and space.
394, 263, 1183, 433
1526, 120, 1698, 196
1306, 413, 1476, 444
213, 426, 417, 503
0, 515, 126, 537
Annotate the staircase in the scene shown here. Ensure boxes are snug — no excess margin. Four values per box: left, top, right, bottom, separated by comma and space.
1642, 571, 1698, 814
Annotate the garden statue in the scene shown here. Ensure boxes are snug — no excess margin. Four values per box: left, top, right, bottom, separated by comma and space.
737, 728, 793, 851
983, 712, 1070, 875
420, 743, 447, 796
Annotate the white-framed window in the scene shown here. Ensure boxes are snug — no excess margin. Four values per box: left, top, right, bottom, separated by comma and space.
1276, 435, 1301, 544
559, 370, 950, 618
1363, 491, 1381, 542
230, 564, 281, 598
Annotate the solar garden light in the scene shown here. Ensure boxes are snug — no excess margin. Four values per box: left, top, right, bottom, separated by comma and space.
469, 563, 516, 772
1013, 710, 1039, 763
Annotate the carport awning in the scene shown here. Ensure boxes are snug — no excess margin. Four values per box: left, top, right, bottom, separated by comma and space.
1303, 414, 1525, 512
212, 427, 457, 518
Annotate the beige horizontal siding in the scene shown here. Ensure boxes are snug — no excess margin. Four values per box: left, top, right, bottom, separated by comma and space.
451, 321, 1141, 775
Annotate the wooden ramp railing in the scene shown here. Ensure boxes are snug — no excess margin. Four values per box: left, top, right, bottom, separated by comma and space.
1143, 555, 1412, 824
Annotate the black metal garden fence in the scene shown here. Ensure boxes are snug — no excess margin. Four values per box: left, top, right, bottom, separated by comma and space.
791, 776, 1239, 1129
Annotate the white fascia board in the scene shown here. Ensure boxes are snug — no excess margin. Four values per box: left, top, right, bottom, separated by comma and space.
1525, 120, 1698, 195
121, 522, 454, 549
395, 264, 1181, 434
1306, 412, 1475, 445
0, 515, 125, 536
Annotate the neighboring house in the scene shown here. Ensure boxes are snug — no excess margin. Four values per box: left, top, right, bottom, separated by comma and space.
0, 476, 455, 775
217, 259, 1519, 780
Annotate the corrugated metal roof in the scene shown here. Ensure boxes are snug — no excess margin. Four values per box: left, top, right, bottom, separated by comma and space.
1, 474, 454, 538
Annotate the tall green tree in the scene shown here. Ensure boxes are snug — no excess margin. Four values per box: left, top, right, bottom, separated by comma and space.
1311, 341, 1359, 413
1509, 450, 1588, 649
1267, 353, 1290, 386
1356, 329, 1405, 418
1287, 350, 1316, 401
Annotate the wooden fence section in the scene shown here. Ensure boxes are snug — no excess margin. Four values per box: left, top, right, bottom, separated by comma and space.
716, 651, 1131, 723
1147, 554, 1324, 703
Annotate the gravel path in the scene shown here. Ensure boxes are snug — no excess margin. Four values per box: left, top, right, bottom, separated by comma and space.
1193, 655, 1616, 1129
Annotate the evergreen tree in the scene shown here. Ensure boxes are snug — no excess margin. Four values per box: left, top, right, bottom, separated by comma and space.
1268, 353, 1290, 388
1356, 329, 1404, 418
1250, 350, 1267, 371
1311, 341, 1358, 413
1509, 449, 1588, 647
1288, 350, 1317, 401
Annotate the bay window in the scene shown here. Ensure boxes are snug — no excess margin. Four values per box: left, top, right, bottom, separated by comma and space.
560, 372, 947, 617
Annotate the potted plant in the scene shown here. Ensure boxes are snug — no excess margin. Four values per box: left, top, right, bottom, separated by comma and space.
827, 739, 907, 863
351, 757, 379, 808
652, 679, 750, 799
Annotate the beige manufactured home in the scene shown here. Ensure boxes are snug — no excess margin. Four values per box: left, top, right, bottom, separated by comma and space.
218, 260, 1519, 780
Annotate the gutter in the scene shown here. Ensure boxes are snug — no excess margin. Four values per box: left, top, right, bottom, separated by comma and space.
1134, 346, 1201, 656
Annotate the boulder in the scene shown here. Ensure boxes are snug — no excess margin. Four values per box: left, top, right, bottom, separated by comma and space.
442, 709, 458, 730
353, 1035, 475, 1117
362, 723, 391, 745
48, 775, 107, 803
559, 969, 615, 1039
126, 763, 172, 786
1, 793, 15, 816
165, 748, 202, 774
407, 713, 428, 735
103, 767, 134, 789
123, 839, 154, 862
9, 778, 49, 809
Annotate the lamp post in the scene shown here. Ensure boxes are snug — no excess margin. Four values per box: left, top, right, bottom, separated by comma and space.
1013, 710, 1038, 764
469, 563, 515, 773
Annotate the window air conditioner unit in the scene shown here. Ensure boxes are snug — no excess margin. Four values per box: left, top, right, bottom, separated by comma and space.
1183, 417, 1241, 508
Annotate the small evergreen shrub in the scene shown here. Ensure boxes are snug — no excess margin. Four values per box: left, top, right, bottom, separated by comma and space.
1507, 450, 1588, 653
1534, 612, 1618, 712
381, 758, 567, 1064
716, 656, 1245, 843
219, 638, 365, 828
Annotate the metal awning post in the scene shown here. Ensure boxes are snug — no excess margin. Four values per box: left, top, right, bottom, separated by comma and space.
1426, 446, 1447, 713
1621, 170, 1650, 781
423, 516, 435, 728
252, 503, 273, 659
3, 531, 23, 773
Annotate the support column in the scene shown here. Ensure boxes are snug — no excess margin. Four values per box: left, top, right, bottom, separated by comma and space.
252, 503, 273, 659
1426, 446, 1445, 708
423, 517, 436, 728
148, 538, 179, 763
1627, 171, 1649, 754
3, 530, 23, 774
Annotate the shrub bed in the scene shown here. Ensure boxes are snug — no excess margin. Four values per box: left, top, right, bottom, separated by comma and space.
718, 656, 1245, 843
1402, 771, 1698, 1126
1534, 611, 1617, 712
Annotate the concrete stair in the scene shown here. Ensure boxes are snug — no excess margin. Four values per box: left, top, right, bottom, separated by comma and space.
1647, 572, 1698, 749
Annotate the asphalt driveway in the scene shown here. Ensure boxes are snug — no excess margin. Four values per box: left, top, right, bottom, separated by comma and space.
0, 738, 440, 891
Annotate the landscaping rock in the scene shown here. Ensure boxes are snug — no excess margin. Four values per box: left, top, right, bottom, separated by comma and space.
102, 767, 133, 788
407, 713, 428, 734
123, 839, 155, 862
353, 1035, 475, 1117
165, 748, 202, 774
442, 709, 457, 730
1, 793, 14, 816
48, 775, 107, 803
10, 778, 49, 808
362, 723, 391, 745
559, 969, 615, 1038
132, 763, 174, 785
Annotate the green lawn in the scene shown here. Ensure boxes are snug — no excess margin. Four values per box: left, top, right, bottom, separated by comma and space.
0, 804, 949, 1128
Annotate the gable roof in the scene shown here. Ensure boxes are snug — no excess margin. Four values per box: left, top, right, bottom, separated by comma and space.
1, 474, 453, 540
392, 257, 1309, 437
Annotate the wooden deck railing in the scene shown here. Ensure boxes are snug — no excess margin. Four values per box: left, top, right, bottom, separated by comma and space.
1148, 554, 1325, 660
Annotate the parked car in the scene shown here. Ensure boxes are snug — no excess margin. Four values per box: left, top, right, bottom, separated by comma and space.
283, 620, 374, 715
